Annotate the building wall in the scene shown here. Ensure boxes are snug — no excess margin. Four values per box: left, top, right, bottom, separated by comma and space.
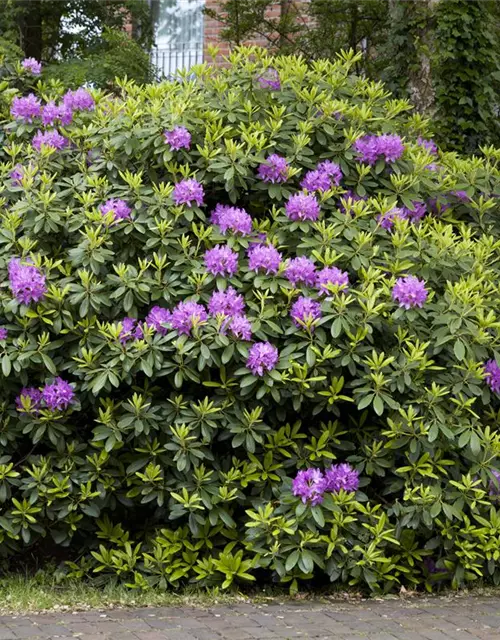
203, 0, 302, 65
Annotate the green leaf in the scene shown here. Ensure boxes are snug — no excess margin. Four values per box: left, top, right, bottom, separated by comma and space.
454, 339, 466, 361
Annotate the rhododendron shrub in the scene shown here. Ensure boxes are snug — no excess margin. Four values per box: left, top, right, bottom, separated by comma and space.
1, 47, 500, 594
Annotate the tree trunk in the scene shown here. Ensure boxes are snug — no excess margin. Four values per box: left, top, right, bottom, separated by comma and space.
16, 0, 43, 60
389, 0, 439, 115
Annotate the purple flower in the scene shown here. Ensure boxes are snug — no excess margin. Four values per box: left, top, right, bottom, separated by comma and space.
211, 204, 252, 236
316, 267, 349, 294
8, 257, 46, 305
489, 469, 500, 496
0, 328, 7, 340
427, 197, 450, 215
10, 164, 24, 186
170, 301, 207, 336
401, 201, 426, 222
285, 193, 320, 222
292, 468, 326, 506
119, 318, 143, 343
164, 126, 191, 150
208, 286, 245, 317
354, 134, 404, 165
451, 190, 471, 202
173, 178, 205, 207
16, 387, 42, 413
10, 94, 42, 121
417, 137, 438, 155
21, 58, 42, 75
301, 170, 332, 193
227, 314, 252, 340
248, 244, 282, 274
290, 296, 322, 330
41, 102, 72, 127
63, 88, 95, 111
392, 276, 428, 309
204, 245, 239, 277
257, 68, 281, 90
42, 377, 75, 411
324, 463, 359, 493
285, 256, 317, 287
32, 130, 67, 151
301, 161, 342, 192
377, 207, 407, 230
257, 154, 289, 184
146, 306, 172, 335
100, 199, 132, 222
318, 160, 343, 184
484, 359, 500, 394
246, 341, 279, 376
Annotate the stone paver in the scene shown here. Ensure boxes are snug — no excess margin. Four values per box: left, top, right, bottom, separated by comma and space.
1, 595, 500, 639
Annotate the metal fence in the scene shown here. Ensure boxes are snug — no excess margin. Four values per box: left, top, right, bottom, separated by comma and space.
151, 43, 204, 78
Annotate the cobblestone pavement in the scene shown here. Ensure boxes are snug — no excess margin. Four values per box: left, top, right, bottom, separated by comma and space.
1, 595, 500, 639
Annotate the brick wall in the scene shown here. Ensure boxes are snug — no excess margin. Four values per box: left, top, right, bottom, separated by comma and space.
203, 0, 308, 65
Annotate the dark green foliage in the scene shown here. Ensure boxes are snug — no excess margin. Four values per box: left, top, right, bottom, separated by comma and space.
433, 0, 500, 152
2, 48, 500, 594
43, 29, 154, 89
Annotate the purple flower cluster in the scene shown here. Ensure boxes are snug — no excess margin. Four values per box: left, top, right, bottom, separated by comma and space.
208, 287, 251, 340
11, 94, 42, 121
171, 301, 207, 336
100, 199, 132, 222
41, 101, 72, 127
257, 68, 281, 90
246, 341, 279, 376
257, 154, 289, 184
292, 468, 326, 506
227, 314, 252, 340
378, 203, 426, 230
451, 190, 471, 202
204, 245, 239, 276
146, 306, 172, 335
119, 318, 144, 343
21, 58, 42, 75
290, 296, 322, 330
17, 378, 75, 413
173, 178, 205, 207
211, 204, 252, 236
63, 88, 95, 112
316, 266, 349, 294
301, 160, 342, 192
324, 463, 360, 493
164, 126, 191, 150
417, 136, 438, 155
10, 164, 24, 186
208, 287, 245, 316
392, 276, 428, 309
377, 207, 406, 230
285, 193, 320, 222
8, 257, 47, 305
285, 256, 317, 287
16, 387, 43, 413
292, 463, 359, 505
42, 377, 75, 411
354, 134, 405, 165
248, 244, 282, 274
32, 130, 68, 151
0, 328, 7, 340
484, 360, 500, 393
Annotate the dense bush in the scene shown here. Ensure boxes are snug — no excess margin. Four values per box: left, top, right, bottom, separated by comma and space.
1, 47, 500, 594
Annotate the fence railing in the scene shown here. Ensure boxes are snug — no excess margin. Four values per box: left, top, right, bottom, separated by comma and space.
151, 43, 204, 78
